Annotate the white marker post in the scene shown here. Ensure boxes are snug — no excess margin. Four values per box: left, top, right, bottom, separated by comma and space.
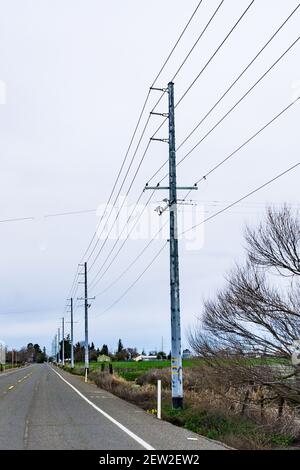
157, 380, 161, 420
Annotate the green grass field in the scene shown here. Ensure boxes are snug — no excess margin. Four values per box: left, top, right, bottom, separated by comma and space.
70, 356, 288, 381
73, 359, 200, 381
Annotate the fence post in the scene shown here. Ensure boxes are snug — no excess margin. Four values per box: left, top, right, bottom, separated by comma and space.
157, 380, 162, 420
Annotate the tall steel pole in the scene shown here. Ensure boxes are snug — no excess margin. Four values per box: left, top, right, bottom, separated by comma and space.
70, 297, 74, 369
168, 81, 183, 409
57, 327, 60, 363
84, 262, 89, 374
61, 317, 65, 366
54, 334, 57, 362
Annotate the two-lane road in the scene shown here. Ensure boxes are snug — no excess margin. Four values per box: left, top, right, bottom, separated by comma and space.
0, 364, 228, 450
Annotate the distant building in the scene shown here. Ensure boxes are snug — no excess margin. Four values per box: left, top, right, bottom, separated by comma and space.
134, 355, 158, 362
148, 351, 158, 356
182, 349, 192, 359
97, 354, 111, 363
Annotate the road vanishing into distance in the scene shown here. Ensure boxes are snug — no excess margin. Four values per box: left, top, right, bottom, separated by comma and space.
0, 364, 228, 450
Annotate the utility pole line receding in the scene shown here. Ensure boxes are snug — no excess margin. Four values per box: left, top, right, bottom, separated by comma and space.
78, 262, 95, 378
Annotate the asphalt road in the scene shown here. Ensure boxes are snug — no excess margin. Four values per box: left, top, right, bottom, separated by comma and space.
0, 364, 228, 450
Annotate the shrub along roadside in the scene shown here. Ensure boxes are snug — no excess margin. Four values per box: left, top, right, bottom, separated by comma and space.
61, 364, 299, 450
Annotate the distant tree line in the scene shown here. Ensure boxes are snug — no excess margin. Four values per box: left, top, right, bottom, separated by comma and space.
6, 343, 47, 365
54, 337, 169, 363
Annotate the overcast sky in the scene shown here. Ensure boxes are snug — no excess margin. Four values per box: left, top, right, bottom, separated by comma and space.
0, 0, 299, 355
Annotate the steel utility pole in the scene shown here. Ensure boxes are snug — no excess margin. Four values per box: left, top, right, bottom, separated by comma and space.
54, 334, 57, 362
168, 81, 182, 409
84, 263, 88, 373
66, 297, 78, 369
78, 262, 95, 378
70, 298, 74, 369
57, 327, 60, 364
61, 317, 65, 366
146, 82, 197, 409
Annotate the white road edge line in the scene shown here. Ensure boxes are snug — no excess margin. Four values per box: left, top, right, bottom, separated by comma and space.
51, 367, 155, 451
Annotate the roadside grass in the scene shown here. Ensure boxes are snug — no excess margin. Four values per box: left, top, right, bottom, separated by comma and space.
163, 406, 295, 449
0, 364, 23, 372
62, 361, 299, 450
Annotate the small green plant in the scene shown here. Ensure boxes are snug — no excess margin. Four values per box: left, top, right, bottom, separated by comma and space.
268, 434, 294, 447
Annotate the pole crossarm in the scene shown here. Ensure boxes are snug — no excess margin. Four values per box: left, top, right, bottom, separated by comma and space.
144, 185, 198, 191
150, 87, 168, 93
76, 297, 95, 301
150, 112, 169, 118
150, 137, 169, 143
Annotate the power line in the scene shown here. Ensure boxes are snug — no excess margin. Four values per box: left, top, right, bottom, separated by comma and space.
86, 1, 229, 280
172, 0, 225, 82
85, 119, 153, 266
83, 92, 299, 303
97, 161, 300, 319
89, 190, 156, 290
177, 2, 300, 152
87, 1, 255, 281
149, 32, 300, 185
198, 200, 300, 207
149, 0, 255, 143
64, 2, 299, 325
94, 242, 168, 317
177, 34, 300, 170
93, 95, 299, 296
151, 0, 204, 87
79, 92, 152, 263
194, 96, 300, 185
0, 208, 96, 225
87, 140, 152, 272
0, 216, 35, 224
93, 222, 168, 297
89, 150, 300, 324
79, 0, 206, 266
177, 0, 255, 107
180, 161, 300, 236
45, 209, 95, 218
149, 0, 225, 117
86, 1, 228, 271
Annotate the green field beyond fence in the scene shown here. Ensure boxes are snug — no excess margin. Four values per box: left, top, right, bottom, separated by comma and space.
74, 359, 199, 381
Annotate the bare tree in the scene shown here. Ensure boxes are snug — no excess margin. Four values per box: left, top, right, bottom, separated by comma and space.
246, 205, 300, 276
189, 206, 300, 405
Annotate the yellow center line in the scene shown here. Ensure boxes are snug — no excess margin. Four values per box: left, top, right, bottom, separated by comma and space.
4, 371, 33, 393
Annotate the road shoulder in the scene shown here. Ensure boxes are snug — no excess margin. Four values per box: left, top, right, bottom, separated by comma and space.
50, 365, 230, 451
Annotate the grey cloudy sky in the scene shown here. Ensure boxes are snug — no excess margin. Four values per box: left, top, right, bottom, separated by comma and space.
0, 0, 299, 354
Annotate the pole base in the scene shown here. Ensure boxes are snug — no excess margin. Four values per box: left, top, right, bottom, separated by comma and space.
172, 397, 183, 410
